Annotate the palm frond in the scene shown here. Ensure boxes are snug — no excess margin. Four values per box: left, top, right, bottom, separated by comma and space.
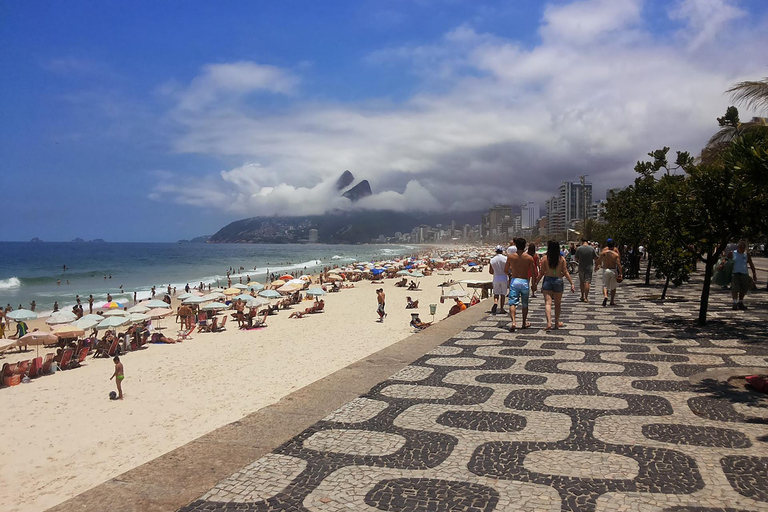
727, 78, 768, 113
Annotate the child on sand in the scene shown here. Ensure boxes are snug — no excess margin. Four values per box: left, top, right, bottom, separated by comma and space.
110, 356, 124, 400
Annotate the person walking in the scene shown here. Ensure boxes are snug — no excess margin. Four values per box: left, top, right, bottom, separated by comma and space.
504, 238, 538, 331
489, 245, 509, 315
596, 238, 622, 306
536, 240, 575, 331
110, 356, 124, 400
730, 240, 757, 310
575, 239, 598, 303
376, 288, 386, 322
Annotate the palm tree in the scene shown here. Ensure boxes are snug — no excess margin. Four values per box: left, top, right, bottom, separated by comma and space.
727, 76, 768, 113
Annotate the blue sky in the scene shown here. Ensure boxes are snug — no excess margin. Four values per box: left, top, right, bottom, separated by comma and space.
1, 0, 767, 242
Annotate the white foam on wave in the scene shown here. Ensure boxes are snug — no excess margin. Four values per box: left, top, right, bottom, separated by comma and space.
0, 277, 21, 290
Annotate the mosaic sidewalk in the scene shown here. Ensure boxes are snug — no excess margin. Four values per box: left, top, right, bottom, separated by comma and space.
179, 277, 768, 512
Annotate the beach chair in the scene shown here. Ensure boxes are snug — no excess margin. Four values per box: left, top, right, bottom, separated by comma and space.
41, 353, 55, 374
176, 326, 195, 341
58, 349, 74, 370
106, 338, 119, 357
252, 311, 268, 327
15, 359, 30, 378
214, 315, 227, 332
207, 316, 218, 332
2, 362, 19, 387
69, 348, 89, 369
28, 357, 43, 378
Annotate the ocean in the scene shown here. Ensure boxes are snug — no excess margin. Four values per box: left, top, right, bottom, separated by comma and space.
0, 242, 418, 315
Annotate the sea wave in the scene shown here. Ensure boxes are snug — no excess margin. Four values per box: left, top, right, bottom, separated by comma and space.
0, 277, 21, 290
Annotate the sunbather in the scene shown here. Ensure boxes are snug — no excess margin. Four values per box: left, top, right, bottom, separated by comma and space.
405, 297, 419, 309
410, 314, 432, 330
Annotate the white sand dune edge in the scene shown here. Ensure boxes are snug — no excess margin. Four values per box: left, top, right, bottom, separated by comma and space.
0, 268, 480, 512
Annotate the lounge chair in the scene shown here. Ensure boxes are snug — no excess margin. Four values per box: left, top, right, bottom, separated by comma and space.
2, 362, 19, 387
176, 325, 195, 341
15, 359, 30, 378
28, 357, 43, 378
58, 349, 74, 370
69, 348, 89, 369
106, 339, 119, 357
41, 353, 55, 374
213, 315, 227, 332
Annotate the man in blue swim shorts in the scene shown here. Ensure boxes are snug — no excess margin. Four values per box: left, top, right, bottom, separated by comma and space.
504, 237, 538, 331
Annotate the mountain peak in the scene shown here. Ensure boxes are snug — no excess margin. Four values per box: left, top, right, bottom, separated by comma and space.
336, 170, 354, 191
342, 180, 372, 202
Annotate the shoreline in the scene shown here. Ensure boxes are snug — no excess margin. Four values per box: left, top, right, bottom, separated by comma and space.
0, 263, 486, 512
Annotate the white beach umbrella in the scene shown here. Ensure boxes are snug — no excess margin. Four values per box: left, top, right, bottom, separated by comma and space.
201, 302, 228, 311
51, 324, 86, 338
202, 292, 226, 300
147, 308, 174, 319
96, 316, 129, 330
127, 304, 150, 313
7, 309, 37, 321
45, 311, 78, 325
141, 300, 172, 309
306, 288, 326, 296
103, 309, 128, 317
128, 313, 150, 323
258, 289, 281, 299
183, 296, 208, 304
232, 283, 248, 290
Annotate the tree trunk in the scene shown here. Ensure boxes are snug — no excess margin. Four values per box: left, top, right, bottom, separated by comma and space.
698, 253, 716, 326
662, 276, 670, 300
645, 254, 652, 286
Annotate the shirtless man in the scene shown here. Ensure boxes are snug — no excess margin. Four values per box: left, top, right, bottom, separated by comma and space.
376, 289, 386, 322
504, 238, 538, 331
596, 238, 622, 306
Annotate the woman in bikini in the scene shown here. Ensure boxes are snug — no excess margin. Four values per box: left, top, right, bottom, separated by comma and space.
536, 240, 575, 331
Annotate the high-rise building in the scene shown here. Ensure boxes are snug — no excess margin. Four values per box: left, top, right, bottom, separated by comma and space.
308, 229, 318, 243
520, 202, 540, 230
546, 196, 564, 236
487, 205, 513, 240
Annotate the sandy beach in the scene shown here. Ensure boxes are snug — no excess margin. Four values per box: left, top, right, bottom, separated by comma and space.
0, 267, 482, 512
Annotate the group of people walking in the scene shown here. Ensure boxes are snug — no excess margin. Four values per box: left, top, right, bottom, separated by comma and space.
489, 238, 623, 332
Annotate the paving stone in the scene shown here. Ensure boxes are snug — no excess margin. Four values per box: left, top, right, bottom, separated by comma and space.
177, 272, 768, 512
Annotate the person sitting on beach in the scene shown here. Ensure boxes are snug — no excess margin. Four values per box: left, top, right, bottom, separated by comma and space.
405, 297, 419, 309
395, 278, 408, 288
407, 280, 417, 290
289, 310, 307, 319
447, 298, 466, 317
151, 332, 176, 344
410, 314, 432, 330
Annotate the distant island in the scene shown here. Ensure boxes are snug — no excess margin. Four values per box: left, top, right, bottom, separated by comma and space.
178, 235, 212, 244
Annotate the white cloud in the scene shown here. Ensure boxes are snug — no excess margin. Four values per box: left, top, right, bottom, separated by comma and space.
669, 0, 746, 50
171, 62, 298, 111
152, 0, 768, 217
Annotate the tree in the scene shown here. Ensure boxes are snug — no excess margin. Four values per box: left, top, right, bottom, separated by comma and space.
727, 75, 768, 113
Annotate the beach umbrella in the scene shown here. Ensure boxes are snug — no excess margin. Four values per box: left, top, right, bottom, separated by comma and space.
233, 283, 248, 290
15, 332, 59, 356
128, 313, 150, 323
202, 292, 226, 300
45, 311, 78, 325
141, 299, 171, 309
127, 304, 150, 313
201, 302, 228, 311
258, 289, 281, 299
52, 325, 86, 338
277, 282, 303, 293
286, 279, 305, 286
147, 308, 174, 319
0, 339, 15, 352
232, 293, 255, 302
97, 316, 129, 330
269, 280, 285, 287
299, 275, 312, 281
7, 309, 38, 321
182, 296, 208, 304
101, 301, 124, 309
223, 287, 240, 295
396, 270, 410, 276
103, 309, 129, 317
279, 274, 293, 281
177, 292, 200, 300
442, 288, 468, 298
306, 288, 326, 296
247, 283, 265, 291
73, 317, 101, 331
409, 271, 425, 278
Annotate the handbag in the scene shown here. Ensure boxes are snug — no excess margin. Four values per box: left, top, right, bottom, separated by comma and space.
616, 272, 623, 283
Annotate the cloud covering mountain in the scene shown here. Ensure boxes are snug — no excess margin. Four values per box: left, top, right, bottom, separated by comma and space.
150, 0, 767, 217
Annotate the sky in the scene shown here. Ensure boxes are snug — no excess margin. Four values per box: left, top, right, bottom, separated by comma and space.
1, 0, 767, 242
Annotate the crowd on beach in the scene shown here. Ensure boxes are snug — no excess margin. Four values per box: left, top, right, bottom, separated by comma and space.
0, 250, 482, 392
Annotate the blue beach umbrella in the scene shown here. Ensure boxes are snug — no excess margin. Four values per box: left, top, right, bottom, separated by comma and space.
306, 288, 326, 296
258, 289, 282, 299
